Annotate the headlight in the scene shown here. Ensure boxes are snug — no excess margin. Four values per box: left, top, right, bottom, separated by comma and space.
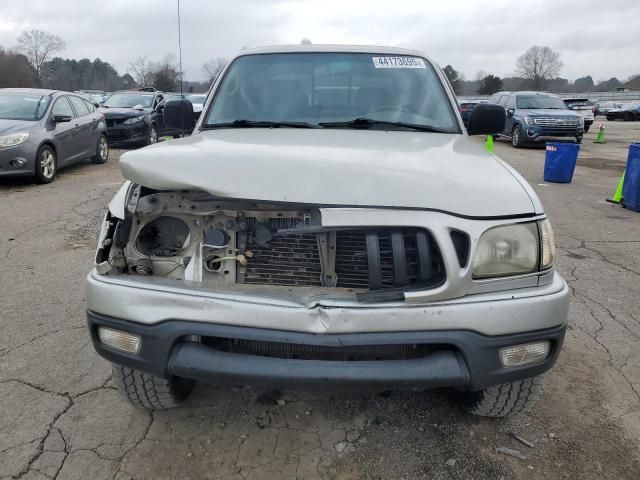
524, 116, 535, 125
472, 222, 539, 279
539, 218, 555, 269
123, 116, 144, 125
0, 132, 29, 148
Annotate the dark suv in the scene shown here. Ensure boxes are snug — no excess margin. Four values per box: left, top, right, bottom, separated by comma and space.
489, 91, 584, 147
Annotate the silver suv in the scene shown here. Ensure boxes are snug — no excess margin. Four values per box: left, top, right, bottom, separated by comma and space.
86, 45, 568, 417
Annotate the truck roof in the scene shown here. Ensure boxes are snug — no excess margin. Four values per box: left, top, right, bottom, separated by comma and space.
236, 44, 428, 58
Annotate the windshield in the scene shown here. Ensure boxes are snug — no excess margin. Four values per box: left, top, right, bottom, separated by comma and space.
103, 93, 154, 108
0, 93, 51, 120
203, 53, 459, 132
517, 95, 568, 110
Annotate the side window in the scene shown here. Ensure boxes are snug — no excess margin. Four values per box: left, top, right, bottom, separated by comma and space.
497, 95, 508, 106
51, 97, 74, 118
83, 99, 95, 112
69, 96, 90, 116
505, 96, 516, 109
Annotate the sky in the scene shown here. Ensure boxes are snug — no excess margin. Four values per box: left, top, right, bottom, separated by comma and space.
0, 0, 638, 83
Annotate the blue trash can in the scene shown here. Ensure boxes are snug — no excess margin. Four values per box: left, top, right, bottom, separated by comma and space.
543, 142, 580, 183
622, 143, 640, 212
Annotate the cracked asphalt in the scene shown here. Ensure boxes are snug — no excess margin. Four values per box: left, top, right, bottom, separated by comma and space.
1, 120, 639, 479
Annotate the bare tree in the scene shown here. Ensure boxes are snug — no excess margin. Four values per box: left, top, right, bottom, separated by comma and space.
515, 46, 562, 90
202, 58, 227, 84
149, 54, 181, 92
129, 56, 152, 87
16, 29, 65, 87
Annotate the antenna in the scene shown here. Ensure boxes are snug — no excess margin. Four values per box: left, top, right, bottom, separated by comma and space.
177, 0, 183, 95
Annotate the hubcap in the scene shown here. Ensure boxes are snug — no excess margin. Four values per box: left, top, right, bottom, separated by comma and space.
99, 137, 108, 159
512, 129, 519, 145
149, 127, 158, 144
40, 150, 55, 178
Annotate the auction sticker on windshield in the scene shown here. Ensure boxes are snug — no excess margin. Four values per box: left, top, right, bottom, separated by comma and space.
372, 56, 426, 68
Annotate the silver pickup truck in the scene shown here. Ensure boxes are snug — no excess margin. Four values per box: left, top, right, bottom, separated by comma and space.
86, 45, 568, 417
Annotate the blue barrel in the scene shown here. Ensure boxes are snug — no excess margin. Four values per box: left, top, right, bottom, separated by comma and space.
543, 142, 580, 183
622, 143, 640, 212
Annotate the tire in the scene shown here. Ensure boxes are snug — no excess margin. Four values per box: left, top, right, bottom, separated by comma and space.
625, 112, 634, 122
112, 363, 195, 410
576, 133, 583, 144
461, 376, 543, 417
33, 144, 57, 184
606, 115, 613, 121
91, 134, 109, 164
584, 124, 590, 133
145, 124, 159, 146
511, 124, 524, 148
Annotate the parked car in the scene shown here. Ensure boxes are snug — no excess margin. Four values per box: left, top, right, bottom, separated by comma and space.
562, 97, 594, 132
0, 88, 108, 183
606, 103, 640, 121
594, 101, 622, 116
457, 100, 483, 128
98, 91, 185, 146
489, 91, 583, 147
87, 45, 567, 417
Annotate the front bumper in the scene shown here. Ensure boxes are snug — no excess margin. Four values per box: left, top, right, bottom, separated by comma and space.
105, 122, 148, 146
86, 271, 569, 391
87, 311, 566, 391
0, 142, 37, 177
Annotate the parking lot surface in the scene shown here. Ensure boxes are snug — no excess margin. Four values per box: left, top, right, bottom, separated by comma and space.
1, 121, 639, 479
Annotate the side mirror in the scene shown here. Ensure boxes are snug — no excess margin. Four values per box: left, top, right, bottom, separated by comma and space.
467, 104, 506, 136
164, 99, 195, 131
155, 102, 165, 114
506, 108, 515, 117
53, 114, 73, 123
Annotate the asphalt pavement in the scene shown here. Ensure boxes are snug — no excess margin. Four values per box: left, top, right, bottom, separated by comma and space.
1, 121, 639, 479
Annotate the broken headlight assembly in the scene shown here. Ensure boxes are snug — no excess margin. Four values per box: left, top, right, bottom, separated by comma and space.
472, 220, 555, 279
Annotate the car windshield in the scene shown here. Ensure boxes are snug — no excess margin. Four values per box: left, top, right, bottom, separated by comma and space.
0, 93, 51, 120
517, 95, 568, 110
203, 52, 459, 132
103, 93, 154, 108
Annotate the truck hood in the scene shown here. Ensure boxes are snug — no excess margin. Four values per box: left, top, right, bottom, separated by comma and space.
517, 109, 581, 118
119, 129, 539, 218
98, 107, 150, 119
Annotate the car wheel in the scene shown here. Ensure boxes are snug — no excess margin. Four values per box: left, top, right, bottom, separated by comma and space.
584, 124, 590, 133
146, 124, 159, 145
625, 112, 634, 122
33, 145, 57, 184
91, 134, 109, 164
112, 363, 195, 410
576, 133, 583, 144
511, 125, 524, 148
461, 376, 543, 417
606, 115, 613, 121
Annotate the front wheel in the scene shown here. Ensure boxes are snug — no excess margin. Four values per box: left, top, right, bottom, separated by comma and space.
461, 376, 543, 417
33, 145, 57, 184
146, 124, 159, 146
576, 133, 583, 144
584, 124, 591, 133
511, 125, 524, 148
112, 364, 195, 410
91, 134, 109, 164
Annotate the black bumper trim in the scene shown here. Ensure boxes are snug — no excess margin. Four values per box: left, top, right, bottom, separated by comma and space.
86, 310, 566, 391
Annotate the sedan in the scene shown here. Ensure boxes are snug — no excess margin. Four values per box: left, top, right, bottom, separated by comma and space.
0, 88, 108, 184
606, 103, 640, 121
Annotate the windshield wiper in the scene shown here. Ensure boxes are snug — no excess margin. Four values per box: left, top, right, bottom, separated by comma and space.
202, 119, 319, 129
319, 118, 453, 133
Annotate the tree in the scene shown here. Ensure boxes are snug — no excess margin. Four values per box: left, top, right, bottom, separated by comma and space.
443, 65, 463, 94
202, 57, 227, 84
149, 55, 180, 91
515, 46, 562, 90
129, 56, 152, 87
477, 74, 503, 95
0, 47, 36, 87
595, 77, 621, 92
573, 75, 594, 93
16, 29, 65, 87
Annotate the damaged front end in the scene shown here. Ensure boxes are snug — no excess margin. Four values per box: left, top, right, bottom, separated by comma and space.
95, 183, 449, 304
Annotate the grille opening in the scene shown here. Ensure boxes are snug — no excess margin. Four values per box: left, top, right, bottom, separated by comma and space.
450, 230, 470, 268
201, 337, 442, 361
241, 219, 445, 292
